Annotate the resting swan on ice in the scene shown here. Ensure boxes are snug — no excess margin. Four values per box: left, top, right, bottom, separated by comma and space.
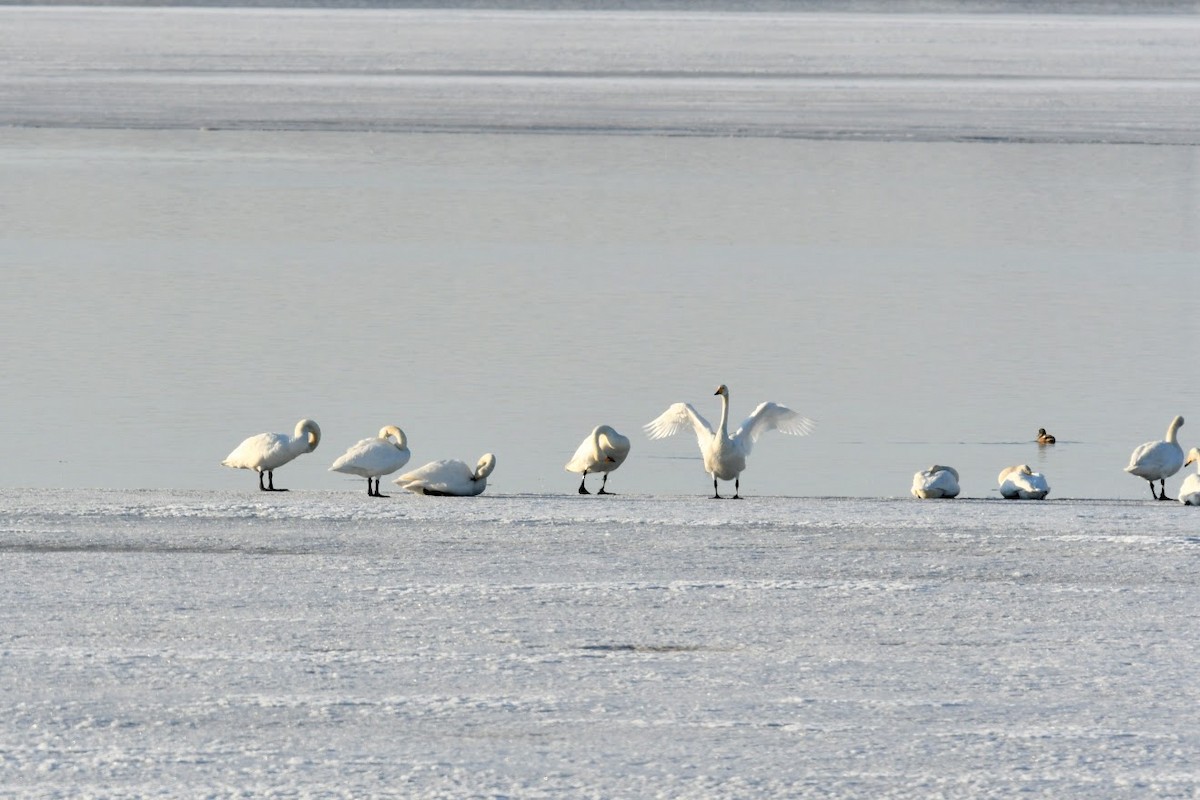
644, 384, 814, 499
1177, 448, 1200, 506
394, 453, 496, 496
565, 425, 631, 495
997, 464, 1050, 500
329, 425, 411, 497
1125, 415, 1185, 501
911, 465, 960, 499
222, 418, 321, 491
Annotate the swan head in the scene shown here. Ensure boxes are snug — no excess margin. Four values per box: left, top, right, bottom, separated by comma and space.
714, 384, 729, 397
928, 465, 959, 480
473, 453, 497, 480
1186, 447, 1200, 467
1168, 415, 1185, 441
297, 419, 321, 451
379, 425, 407, 449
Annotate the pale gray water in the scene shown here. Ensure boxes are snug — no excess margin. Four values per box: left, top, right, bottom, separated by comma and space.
2, 8, 1199, 499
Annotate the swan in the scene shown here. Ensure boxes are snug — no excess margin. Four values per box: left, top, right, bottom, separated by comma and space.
911, 465, 960, 499
329, 425, 411, 497
394, 453, 496, 496
1037, 428, 1056, 445
1125, 415, 1185, 500
998, 464, 1050, 500
565, 425, 631, 495
644, 384, 814, 499
222, 418, 321, 491
1178, 448, 1200, 506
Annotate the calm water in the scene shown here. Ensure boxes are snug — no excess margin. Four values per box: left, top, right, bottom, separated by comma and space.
2, 8, 1198, 499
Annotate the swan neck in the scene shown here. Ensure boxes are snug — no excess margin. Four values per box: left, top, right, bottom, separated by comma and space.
1167, 416, 1183, 443
717, 391, 730, 436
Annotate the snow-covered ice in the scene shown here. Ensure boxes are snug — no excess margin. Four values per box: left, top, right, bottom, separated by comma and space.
3, 489, 1198, 796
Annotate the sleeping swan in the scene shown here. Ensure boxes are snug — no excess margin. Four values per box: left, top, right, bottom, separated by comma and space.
329, 425, 411, 497
644, 384, 814, 499
998, 464, 1050, 500
1178, 448, 1200, 506
565, 425, 631, 495
222, 418, 321, 491
911, 465, 960, 499
1125, 415, 1185, 501
394, 453, 496, 496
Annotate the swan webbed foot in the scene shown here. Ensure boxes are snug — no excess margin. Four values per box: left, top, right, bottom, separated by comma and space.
597, 489, 614, 495
578, 475, 591, 494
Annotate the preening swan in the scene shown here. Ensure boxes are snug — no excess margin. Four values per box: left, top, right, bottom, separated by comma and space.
1037, 428, 1056, 445
1125, 415, 1184, 500
644, 384, 814, 499
1178, 448, 1200, 506
222, 418, 321, 491
998, 464, 1050, 500
394, 453, 496, 497
329, 425, 410, 497
565, 425, 631, 495
911, 465, 960, 499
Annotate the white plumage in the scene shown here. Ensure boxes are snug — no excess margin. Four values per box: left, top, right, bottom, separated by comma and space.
644, 384, 814, 499
911, 465, 960, 499
1125, 415, 1185, 501
998, 464, 1050, 500
329, 425, 411, 497
394, 453, 496, 497
1178, 447, 1200, 506
222, 418, 321, 492
565, 425, 631, 495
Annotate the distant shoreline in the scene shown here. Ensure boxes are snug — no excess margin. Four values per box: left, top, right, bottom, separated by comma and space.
2, 0, 1197, 13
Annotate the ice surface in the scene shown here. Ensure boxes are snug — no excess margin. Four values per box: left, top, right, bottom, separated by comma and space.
3, 489, 1199, 796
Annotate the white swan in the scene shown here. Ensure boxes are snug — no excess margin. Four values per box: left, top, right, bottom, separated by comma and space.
329, 425, 411, 497
644, 384, 815, 499
911, 465, 960, 499
1125, 415, 1185, 500
1178, 448, 1200, 506
998, 464, 1050, 500
222, 418, 321, 491
394, 453, 496, 496
565, 425, 631, 495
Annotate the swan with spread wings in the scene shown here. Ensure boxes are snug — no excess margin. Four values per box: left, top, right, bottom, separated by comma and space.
644, 384, 814, 499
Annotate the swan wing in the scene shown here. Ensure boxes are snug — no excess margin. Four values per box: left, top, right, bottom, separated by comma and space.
644, 403, 715, 452
330, 437, 411, 477
732, 402, 815, 454
597, 428, 632, 468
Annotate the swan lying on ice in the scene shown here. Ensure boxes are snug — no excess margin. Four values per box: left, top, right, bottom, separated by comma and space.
1125, 415, 1185, 501
911, 465, 960, 499
565, 425, 630, 495
998, 464, 1050, 500
394, 453, 496, 496
222, 418, 321, 492
329, 425, 410, 497
1178, 448, 1200, 506
644, 384, 814, 499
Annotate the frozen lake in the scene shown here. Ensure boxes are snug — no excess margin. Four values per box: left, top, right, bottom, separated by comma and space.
3, 489, 1200, 796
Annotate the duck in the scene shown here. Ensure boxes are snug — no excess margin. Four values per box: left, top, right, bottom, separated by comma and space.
1125, 415, 1185, 500
1037, 428, 1056, 445
394, 453, 496, 497
329, 425, 411, 497
565, 425, 631, 495
998, 464, 1050, 500
1178, 448, 1200, 506
644, 384, 814, 499
222, 418, 321, 491
911, 465, 960, 499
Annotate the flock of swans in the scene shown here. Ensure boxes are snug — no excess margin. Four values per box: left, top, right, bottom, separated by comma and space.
220, 389, 1200, 504
912, 414, 1200, 505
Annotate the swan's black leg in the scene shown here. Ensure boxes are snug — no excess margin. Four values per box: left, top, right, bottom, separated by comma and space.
258, 471, 268, 491
1149, 480, 1161, 500
711, 476, 722, 499
367, 477, 378, 496
372, 477, 389, 498
598, 473, 613, 495
578, 472, 590, 495
1158, 479, 1172, 501
732, 477, 741, 500
266, 471, 287, 491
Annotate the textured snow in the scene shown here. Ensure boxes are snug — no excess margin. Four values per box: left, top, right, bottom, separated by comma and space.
2, 489, 1198, 797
